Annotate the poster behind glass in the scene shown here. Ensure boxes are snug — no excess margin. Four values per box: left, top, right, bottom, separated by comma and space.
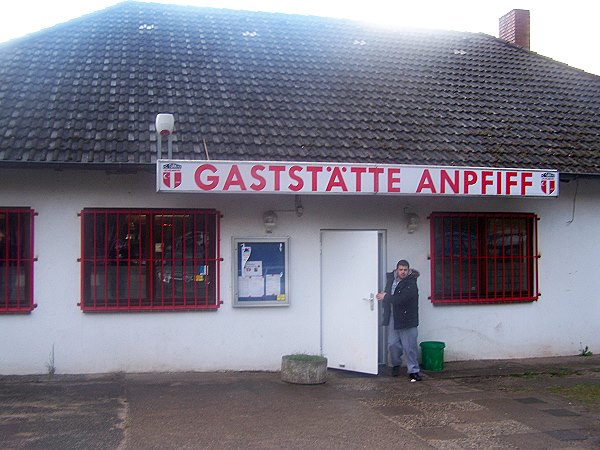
233, 237, 289, 307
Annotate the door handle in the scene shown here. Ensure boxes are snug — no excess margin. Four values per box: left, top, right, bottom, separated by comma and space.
362, 293, 375, 311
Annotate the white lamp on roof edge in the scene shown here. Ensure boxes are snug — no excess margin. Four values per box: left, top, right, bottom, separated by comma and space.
155, 113, 174, 136
155, 113, 175, 159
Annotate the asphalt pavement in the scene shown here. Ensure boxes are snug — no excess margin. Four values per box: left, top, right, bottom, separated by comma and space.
1, 355, 600, 449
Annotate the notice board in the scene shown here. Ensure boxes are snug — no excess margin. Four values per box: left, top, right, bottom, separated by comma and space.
233, 237, 289, 307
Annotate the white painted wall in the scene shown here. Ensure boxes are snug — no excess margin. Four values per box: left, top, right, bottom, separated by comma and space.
0, 168, 598, 374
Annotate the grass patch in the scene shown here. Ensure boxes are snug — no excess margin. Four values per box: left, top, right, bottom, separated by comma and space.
509, 372, 540, 379
509, 368, 578, 379
286, 354, 326, 362
548, 368, 577, 377
548, 383, 600, 406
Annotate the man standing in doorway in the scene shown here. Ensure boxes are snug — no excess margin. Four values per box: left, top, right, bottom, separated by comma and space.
376, 259, 422, 382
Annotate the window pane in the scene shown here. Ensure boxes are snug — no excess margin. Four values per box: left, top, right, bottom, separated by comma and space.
82, 211, 150, 308
433, 215, 477, 300
153, 212, 215, 307
485, 217, 531, 299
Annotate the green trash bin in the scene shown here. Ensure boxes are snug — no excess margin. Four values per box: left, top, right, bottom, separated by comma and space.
420, 341, 446, 371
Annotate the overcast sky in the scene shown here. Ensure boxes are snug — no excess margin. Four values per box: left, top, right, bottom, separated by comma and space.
2, 0, 599, 76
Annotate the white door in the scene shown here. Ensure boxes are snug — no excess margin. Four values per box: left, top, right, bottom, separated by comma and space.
321, 230, 380, 374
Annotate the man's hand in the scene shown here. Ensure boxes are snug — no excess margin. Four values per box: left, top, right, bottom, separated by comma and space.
376, 292, 386, 301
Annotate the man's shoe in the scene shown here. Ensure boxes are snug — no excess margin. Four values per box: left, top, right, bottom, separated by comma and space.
391, 366, 400, 377
409, 373, 422, 382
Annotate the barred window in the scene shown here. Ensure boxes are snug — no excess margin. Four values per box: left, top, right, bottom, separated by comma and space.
430, 212, 539, 304
81, 208, 220, 311
0, 208, 35, 313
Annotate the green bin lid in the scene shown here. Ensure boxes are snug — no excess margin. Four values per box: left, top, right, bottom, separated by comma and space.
419, 341, 446, 349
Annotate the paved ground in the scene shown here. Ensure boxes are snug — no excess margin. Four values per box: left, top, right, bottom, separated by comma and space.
1, 355, 600, 449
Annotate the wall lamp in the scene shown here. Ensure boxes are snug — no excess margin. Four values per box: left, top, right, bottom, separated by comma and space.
261, 196, 304, 233
404, 207, 420, 234
155, 113, 175, 159
263, 211, 278, 234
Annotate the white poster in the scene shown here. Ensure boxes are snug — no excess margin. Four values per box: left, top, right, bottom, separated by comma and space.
243, 261, 263, 278
265, 274, 282, 296
238, 276, 265, 297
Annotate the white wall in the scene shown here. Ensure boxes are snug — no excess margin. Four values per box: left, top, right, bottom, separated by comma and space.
0, 168, 598, 374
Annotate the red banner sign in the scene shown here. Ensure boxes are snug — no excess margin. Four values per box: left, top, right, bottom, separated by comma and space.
157, 160, 559, 197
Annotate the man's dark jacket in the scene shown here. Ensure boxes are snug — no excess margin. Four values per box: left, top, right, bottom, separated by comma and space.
381, 269, 420, 329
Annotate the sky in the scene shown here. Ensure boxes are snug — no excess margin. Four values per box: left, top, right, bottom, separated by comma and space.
2, 0, 599, 76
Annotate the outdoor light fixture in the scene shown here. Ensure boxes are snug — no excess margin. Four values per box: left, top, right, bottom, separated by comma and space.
155, 113, 175, 159
294, 195, 304, 217
263, 210, 278, 234
406, 212, 420, 234
403, 207, 420, 234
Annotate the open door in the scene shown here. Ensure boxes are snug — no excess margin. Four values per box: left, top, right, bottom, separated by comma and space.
321, 230, 380, 374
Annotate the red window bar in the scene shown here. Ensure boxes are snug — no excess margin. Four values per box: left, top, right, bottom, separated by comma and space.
0, 208, 35, 313
80, 208, 220, 311
429, 212, 539, 304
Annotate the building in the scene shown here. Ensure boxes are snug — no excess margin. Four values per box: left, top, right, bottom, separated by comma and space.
0, 2, 599, 375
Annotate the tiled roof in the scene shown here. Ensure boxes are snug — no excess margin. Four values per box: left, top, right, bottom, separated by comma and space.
0, 1, 599, 174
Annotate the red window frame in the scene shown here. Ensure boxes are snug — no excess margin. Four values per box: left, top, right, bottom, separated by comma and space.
430, 212, 539, 304
0, 207, 35, 313
80, 208, 221, 311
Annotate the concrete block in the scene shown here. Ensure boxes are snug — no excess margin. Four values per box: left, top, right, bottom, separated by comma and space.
281, 355, 327, 384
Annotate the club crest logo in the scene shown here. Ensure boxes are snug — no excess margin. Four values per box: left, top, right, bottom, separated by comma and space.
162, 163, 182, 189
540, 172, 556, 195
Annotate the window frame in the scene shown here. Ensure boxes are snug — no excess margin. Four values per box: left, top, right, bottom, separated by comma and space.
429, 211, 539, 305
0, 207, 36, 313
80, 208, 221, 312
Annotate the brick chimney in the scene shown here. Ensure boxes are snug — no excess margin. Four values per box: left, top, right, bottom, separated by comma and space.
499, 9, 530, 50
